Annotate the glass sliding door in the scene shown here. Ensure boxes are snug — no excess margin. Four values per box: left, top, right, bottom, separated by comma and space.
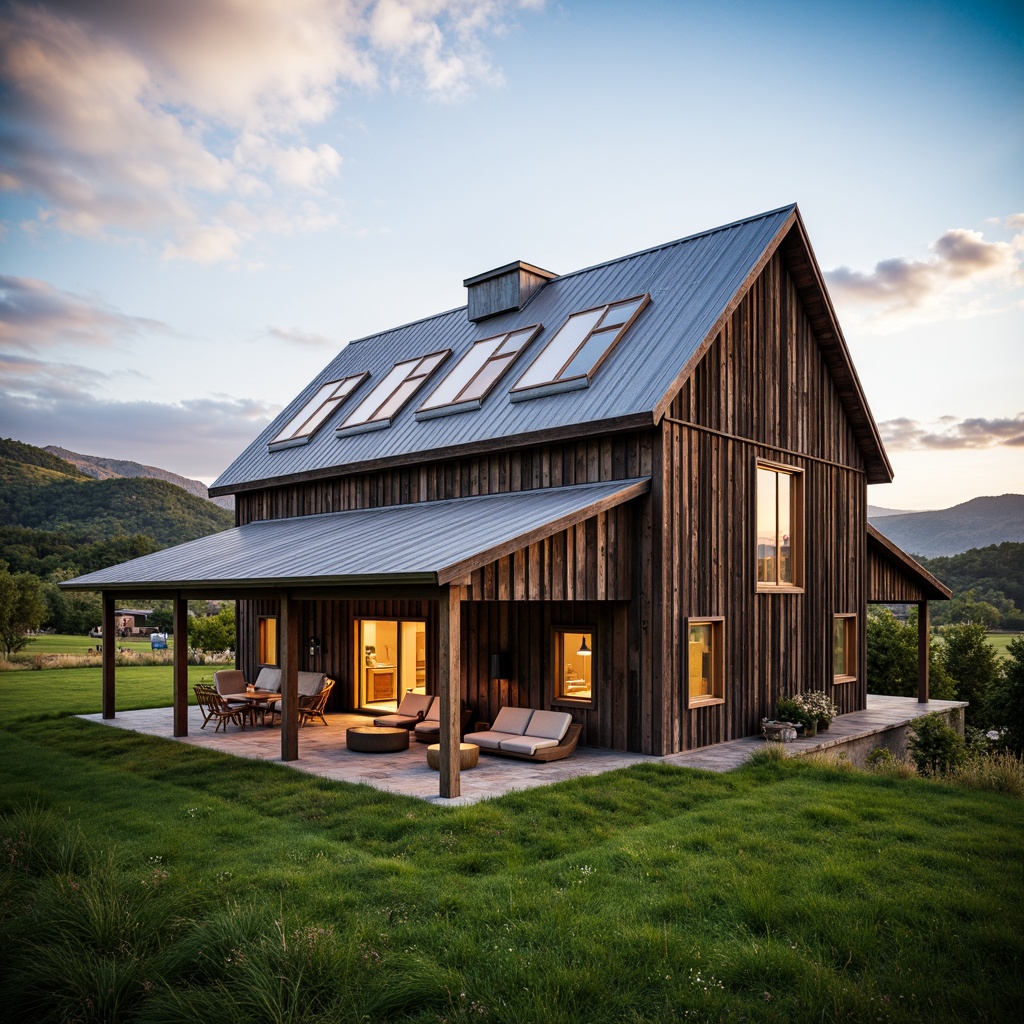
355, 618, 426, 712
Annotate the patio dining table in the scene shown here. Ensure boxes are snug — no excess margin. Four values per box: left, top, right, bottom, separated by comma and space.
221, 691, 281, 726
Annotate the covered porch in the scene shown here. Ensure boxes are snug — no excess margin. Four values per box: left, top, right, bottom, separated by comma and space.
60, 479, 649, 800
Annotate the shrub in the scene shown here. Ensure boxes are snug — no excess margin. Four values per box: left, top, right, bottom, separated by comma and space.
947, 750, 1024, 798
907, 713, 966, 777
865, 746, 916, 778
989, 636, 1024, 755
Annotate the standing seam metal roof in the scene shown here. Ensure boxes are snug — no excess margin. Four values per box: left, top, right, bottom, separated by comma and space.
211, 207, 799, 494
60, 479, 650, 591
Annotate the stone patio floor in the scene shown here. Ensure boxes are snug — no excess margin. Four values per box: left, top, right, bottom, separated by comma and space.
79, 694, 963, 806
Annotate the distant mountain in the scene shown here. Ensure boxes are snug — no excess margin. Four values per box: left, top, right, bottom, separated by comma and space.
868, 494, 1024, 557
45, 445, 234, 511
867, 504, 921, 518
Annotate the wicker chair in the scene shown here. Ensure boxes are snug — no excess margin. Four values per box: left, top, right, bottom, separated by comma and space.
298, 678, 335, 727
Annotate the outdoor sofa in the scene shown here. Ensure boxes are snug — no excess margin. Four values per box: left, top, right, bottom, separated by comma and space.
464, 707, 581, 762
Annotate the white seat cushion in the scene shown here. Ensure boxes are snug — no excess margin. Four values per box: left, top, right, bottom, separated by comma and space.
490, 707, 534, 736
463, 729, 517, 750
524, 710, 572, 742
499, 735, 560, 755
395, 692, 433, 719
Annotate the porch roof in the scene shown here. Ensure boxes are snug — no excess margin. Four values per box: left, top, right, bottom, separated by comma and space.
60, 478, 649, 594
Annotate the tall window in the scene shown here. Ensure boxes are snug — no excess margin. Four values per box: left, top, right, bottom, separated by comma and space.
553, 629, 594, 705
756, 463, 803, 589
833, 614, 857, 682
687, 618, 724, 706
258, 616, 278, 666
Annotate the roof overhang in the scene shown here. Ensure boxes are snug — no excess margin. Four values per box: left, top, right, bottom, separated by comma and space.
867, 523, 952, 602
60, 479, 650, 596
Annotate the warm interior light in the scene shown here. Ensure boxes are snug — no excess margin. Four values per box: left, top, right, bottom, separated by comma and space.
577, 637, 591, 657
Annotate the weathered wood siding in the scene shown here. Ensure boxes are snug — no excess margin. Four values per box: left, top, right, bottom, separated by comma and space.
657, 251, 868, 751
867, 548, 932, 603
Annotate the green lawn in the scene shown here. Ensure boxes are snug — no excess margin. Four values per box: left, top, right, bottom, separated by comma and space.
987, 632, 1022, 660
21, 632, 173, 655
2, 667, 1022, 1023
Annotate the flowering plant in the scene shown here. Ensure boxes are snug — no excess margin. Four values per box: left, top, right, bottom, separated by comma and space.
775, 691, 838, 728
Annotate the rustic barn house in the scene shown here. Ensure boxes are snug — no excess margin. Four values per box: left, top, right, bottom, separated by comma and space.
65, 204, 943, 797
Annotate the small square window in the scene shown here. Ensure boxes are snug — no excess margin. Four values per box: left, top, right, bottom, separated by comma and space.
687, 618, 725, 707
833, 614, 857, 682
553, 628, 594, 705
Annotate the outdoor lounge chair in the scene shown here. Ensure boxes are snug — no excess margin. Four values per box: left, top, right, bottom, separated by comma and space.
373, 692, 433, 729
298, 678, 335, 726
464, 707, 581, 762
413, 700, 473, 743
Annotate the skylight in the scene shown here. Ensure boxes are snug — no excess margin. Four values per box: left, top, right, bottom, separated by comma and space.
416, 325, 541, 420
268, 372, 368, 451
336, 350, 449, 436
510, 294, 649, 401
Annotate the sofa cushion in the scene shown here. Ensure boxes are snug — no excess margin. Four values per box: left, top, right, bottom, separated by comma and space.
297, 671, 325, 697
420, 697, 441, 723
396, 692, 433, 719
463, 729, 517, 750
490, 707, 534, 736
499, 735, 560, 755
254, 667, 282, 691
213, 670, 245, 695
525, 710, 572, 742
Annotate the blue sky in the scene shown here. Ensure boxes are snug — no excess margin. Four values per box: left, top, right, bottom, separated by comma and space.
1, 0, 1021, 509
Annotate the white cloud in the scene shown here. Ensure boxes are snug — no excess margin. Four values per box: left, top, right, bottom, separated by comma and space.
269, 327, 340, 349
0, 275, 170, 350
825, 217, 1024, 331
0, 1, 542, 261
879, 413, 1024, 451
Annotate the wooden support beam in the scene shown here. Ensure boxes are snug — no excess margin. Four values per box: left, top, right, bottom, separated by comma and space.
437, 584, 463, 798
281, 592, 299, 762
102, 594, 115, 719
917, 601, 929, 704
172, 593, 189, 736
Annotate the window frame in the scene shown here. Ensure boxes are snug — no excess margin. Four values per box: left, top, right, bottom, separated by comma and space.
335, 350, 450, 436
686, 616, 726, 708
509, 293, 649, 402
551, 626, 596, 708
833, 613, 857, 684
257, 615, 279, 667
416, 325, 541, 419
755, 460, 804, 592
268, 372, 369, 451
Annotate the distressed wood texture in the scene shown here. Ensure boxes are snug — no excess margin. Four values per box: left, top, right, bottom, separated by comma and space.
235, 435, 652, 524
660, 251, 868, 751
868, 549, 936, 602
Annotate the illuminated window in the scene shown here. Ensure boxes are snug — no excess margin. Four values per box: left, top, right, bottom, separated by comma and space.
258, 616, 278, 667
687, 618, 724, 706
510, 294, 649, 401
833, 614, 857, 682
336, 351, 449, 435
416, 325, 541, 419
268, 373, 368, 450
756, 463, 803, 589
553, 629, 593, 705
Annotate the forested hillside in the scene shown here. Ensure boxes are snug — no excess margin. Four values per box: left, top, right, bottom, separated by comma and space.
919, 542, 1024, 628
0, 438, 233, 579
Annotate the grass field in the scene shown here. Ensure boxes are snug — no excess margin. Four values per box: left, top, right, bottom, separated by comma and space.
22, 632, 172, 655
987, 632, 1022, 659
1, 667, 1022, 1022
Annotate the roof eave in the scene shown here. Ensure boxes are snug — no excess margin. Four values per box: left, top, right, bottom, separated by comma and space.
867, 523, 953, 601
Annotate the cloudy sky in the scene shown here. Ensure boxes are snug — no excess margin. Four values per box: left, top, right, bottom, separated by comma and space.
1, 0, 1021, 510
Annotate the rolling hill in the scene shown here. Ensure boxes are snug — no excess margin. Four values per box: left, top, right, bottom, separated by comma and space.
868, 494, 1024, 558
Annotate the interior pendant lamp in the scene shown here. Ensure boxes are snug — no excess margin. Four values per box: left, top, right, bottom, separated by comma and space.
577, 637, 592, 657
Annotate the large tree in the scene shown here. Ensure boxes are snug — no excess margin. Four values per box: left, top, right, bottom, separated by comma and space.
0, 568, 47, 658
941, 621, 1001, 728
866, 607, 954, 700
989, 637, 1024, 754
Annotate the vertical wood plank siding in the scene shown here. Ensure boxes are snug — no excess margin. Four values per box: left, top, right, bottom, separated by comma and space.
232, 250, 868, 755
867, 549, 935, 602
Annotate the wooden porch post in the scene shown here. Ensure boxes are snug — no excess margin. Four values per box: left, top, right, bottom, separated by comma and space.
437, 584, 463, 799
281, 593, 299, 762
172, 593, 189, 736
101, 593, 115, 719
917, 601, 929, 703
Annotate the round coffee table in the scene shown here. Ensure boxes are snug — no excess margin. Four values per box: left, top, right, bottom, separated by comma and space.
346, 726, 410, 753
426, 742, 480, 770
